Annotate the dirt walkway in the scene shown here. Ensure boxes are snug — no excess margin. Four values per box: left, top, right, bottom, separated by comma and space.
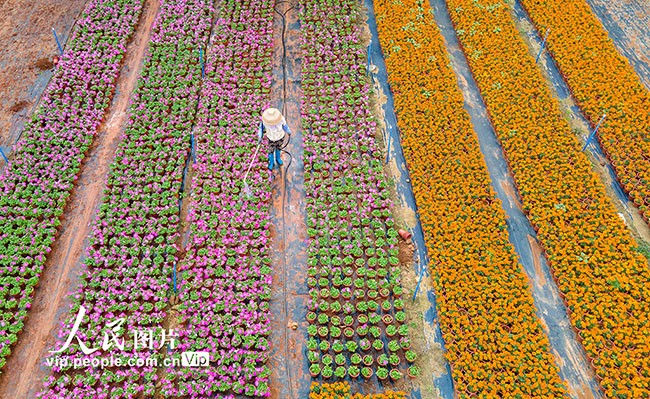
0, 0, 86, 147
268, 1, 310, 398
0, 1, 159, 397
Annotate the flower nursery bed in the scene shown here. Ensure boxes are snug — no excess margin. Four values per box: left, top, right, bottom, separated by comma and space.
0, 0, 144, 376
159, 0, 276, 398
309, 382, 406, 399
37, 1, 214, 397
300, 0, 416, 386
517, 0, 650, 225
445, 0, 650, 396
373, 0, 568, 396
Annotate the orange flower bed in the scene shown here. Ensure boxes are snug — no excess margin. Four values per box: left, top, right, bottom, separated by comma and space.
519, 0, 650, 219
374, 0, 566, 396
309, 382, 405, 399
445, 0, 650, 396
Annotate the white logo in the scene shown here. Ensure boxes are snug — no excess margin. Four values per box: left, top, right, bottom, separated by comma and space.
181, 352, 210, 367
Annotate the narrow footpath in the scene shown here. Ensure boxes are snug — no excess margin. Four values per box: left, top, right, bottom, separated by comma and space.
427, 0, 603, 397
268, 1, 311, 398
0, 1, 160, 397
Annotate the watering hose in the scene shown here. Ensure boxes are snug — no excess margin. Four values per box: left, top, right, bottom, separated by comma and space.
242, 140, 263, 194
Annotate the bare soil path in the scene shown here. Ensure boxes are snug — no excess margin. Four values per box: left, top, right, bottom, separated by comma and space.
0, 0, 87, 147
0, 1, 160, 397
268, 1, 311, 398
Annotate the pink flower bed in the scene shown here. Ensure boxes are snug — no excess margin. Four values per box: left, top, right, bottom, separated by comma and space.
38, 1, 214, 398
0, 0, 144, 375
159, 0, 276, 397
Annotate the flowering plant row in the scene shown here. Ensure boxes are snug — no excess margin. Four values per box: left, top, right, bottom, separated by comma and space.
38, 2, 214, 398
309, 382, 406, 399
0, 0, 143, 375
446, 0, 650, 396
519, 0, 650, 220
300, 0, 414, 383
373, 0, 567, 397
159, 1, 275, 398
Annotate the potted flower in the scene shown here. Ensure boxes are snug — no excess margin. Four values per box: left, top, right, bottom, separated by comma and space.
350, 353, 362, 365
386, 325, 398, 337
343, 327, 355, 338
405, 350, 417, 363
318, 326, 329, 338
330, 326, 342, 338
389, 353, 400, 366
376, 367, 389, 381
348, 365, 360, 379
359, 338, 371, 351
377, 353, 389, 367
322, 354, 333, 367
309, 363, 321, 377
332, 340, 344, 353
407, 365, 420, 379
395, 311, 406, 323
389, 369, 403, 381
362, 367, 373, 380
322, 365, 333, 379
363, 354, 374, 367
346, 341, 358, 353
334, 366, 346, 379
319, 340, 330, 352
373, 339, 384, 351
356, 324, 369, 337
335, 353, 346, 366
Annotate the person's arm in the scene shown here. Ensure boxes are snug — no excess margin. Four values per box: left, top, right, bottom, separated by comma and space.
258, 122, 265, 142
282, 123, 291, 135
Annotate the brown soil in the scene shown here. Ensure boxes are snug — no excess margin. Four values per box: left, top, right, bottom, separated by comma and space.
0, 0, 87, 147
268, 2, 308, 398
0, 1, 159, 397
8, 100, 30, 113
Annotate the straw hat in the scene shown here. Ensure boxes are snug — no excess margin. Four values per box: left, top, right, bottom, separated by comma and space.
262, 108, 283, 125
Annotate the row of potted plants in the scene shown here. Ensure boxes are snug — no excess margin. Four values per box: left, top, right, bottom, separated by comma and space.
373, 0, 569, 396
0, 0, 144, 376
446, 0, 650, 396
309, 382, 406, 399
519, 0, 650, 220
159, 1, 276, 398
38, 1, 215, 398
300, 0, 414, 383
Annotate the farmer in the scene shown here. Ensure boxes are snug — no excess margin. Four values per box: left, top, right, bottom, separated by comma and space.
258, 107, 291, 170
